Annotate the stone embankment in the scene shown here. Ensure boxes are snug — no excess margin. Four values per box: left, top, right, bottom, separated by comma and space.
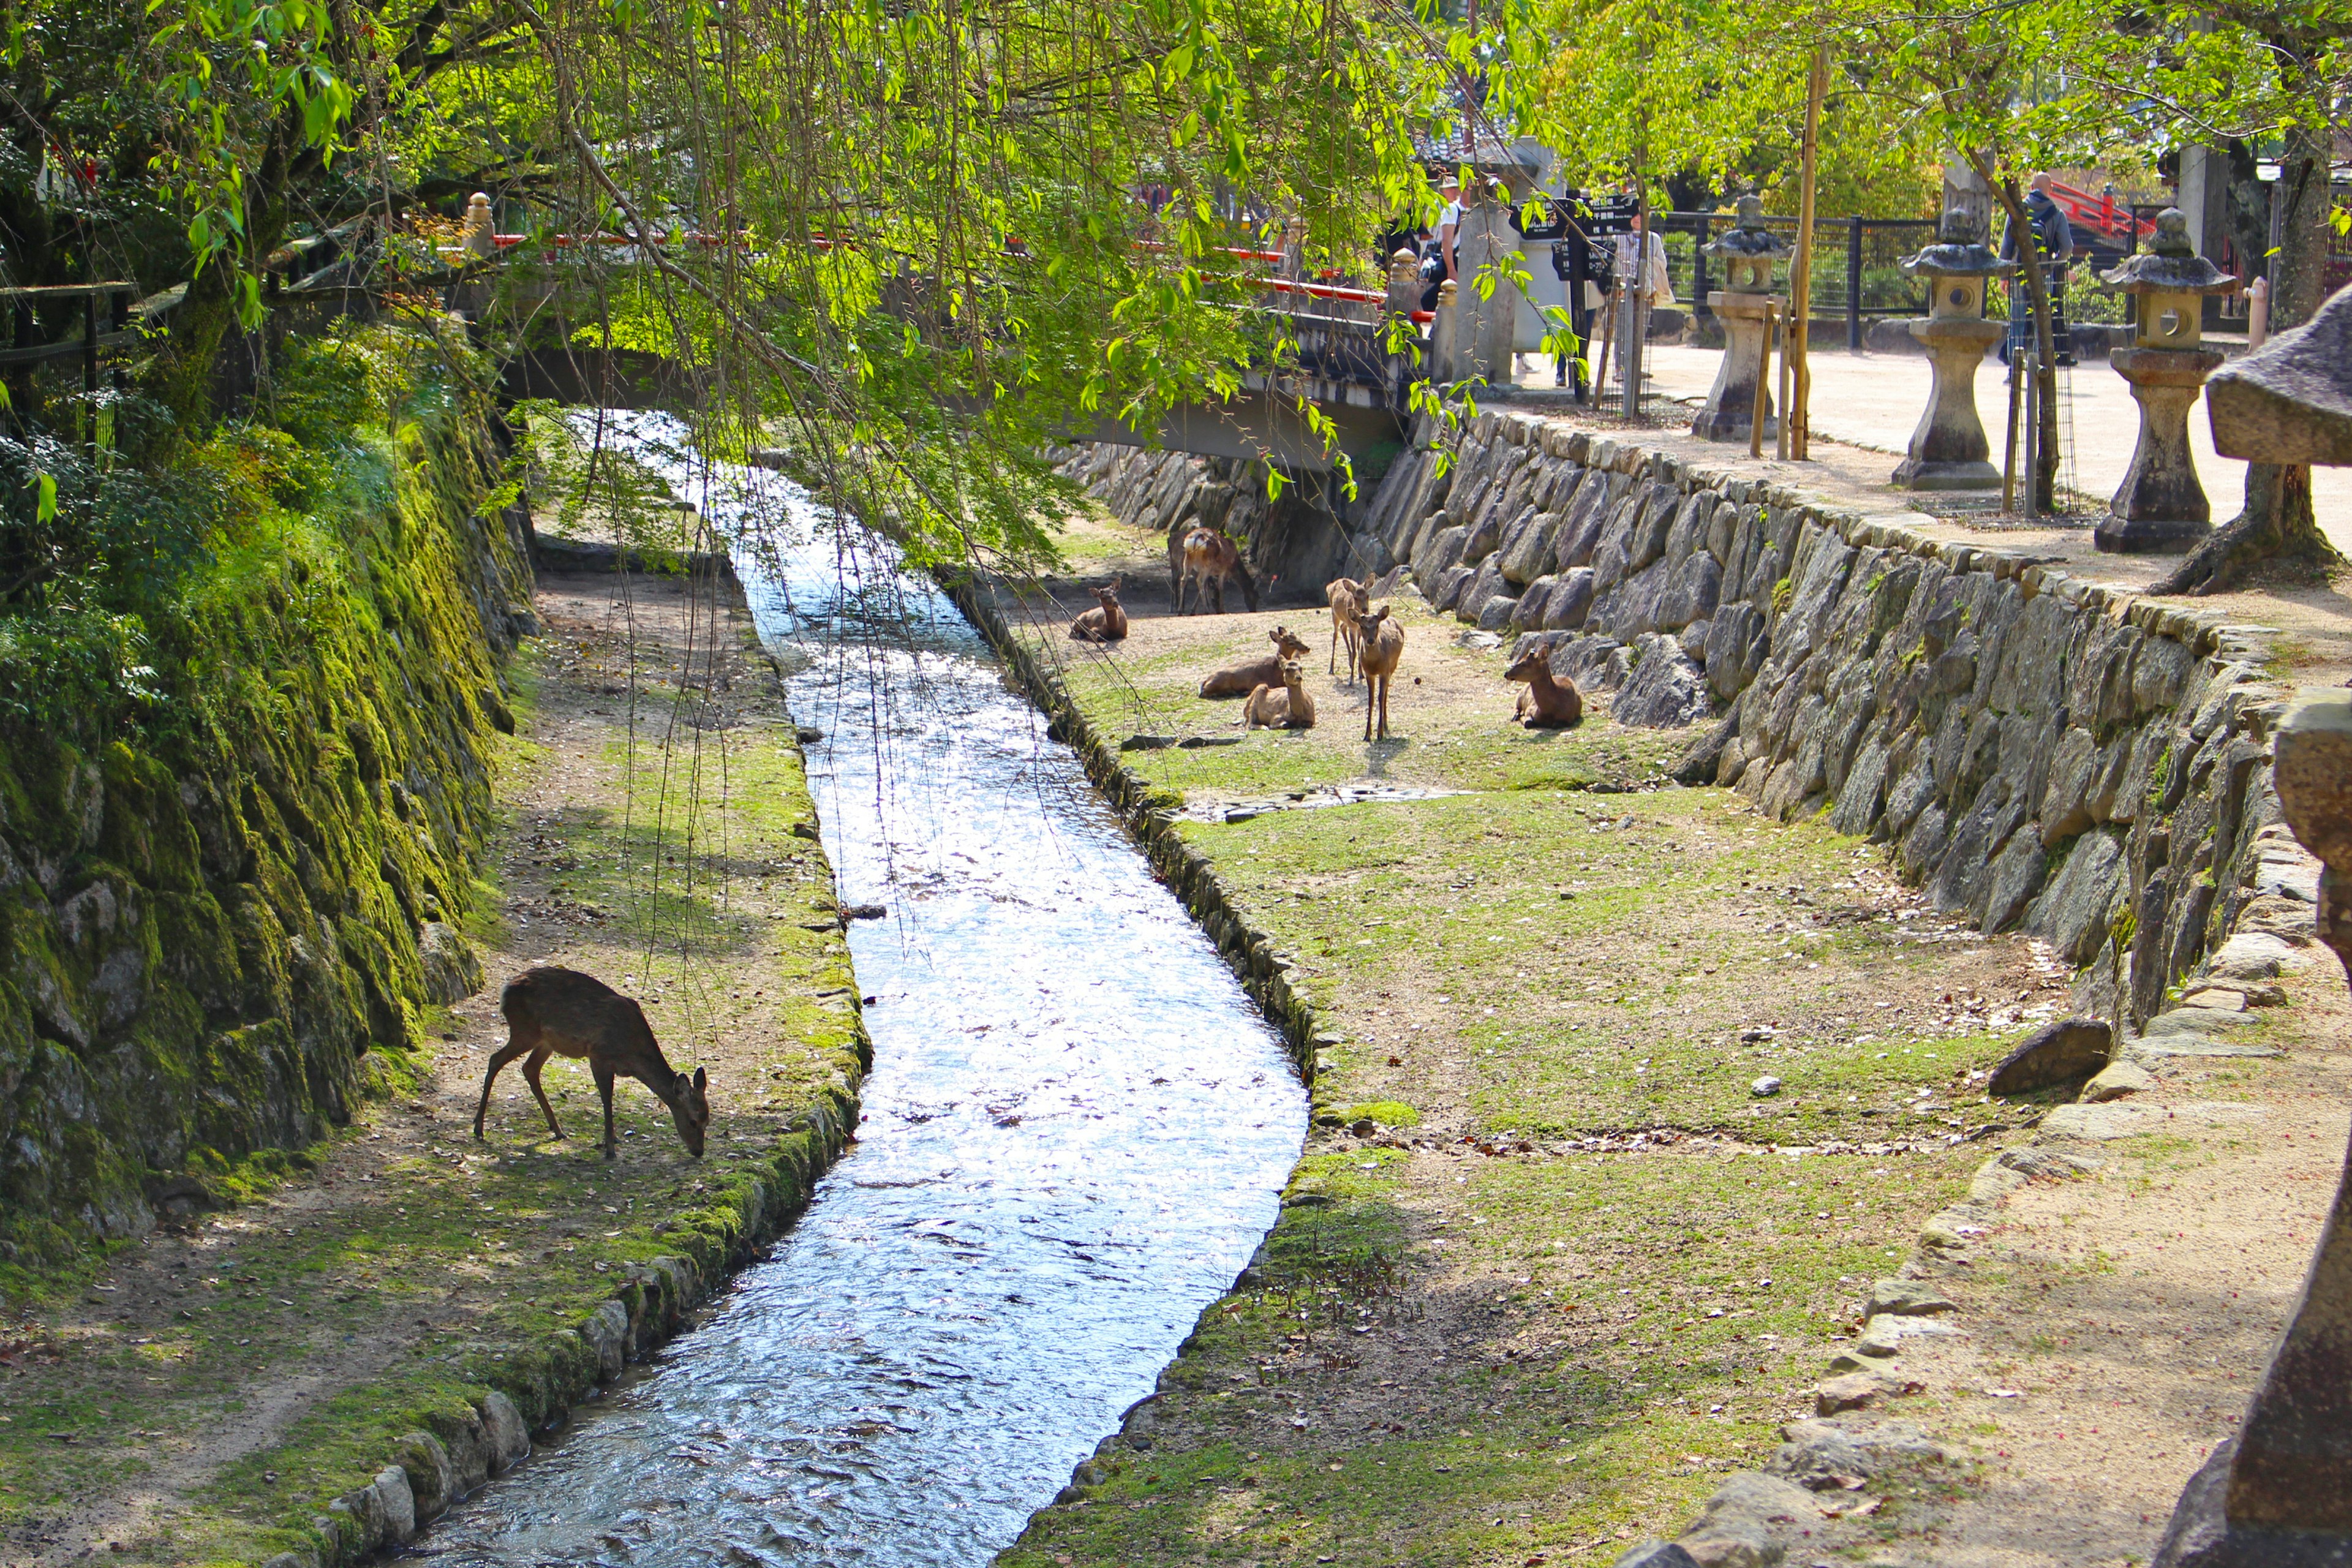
1058, 413, 2308, 1035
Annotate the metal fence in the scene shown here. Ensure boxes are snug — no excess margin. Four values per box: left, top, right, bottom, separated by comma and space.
1651, 213, 1940, 348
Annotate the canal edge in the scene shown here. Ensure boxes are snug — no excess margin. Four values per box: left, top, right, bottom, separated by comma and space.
263, 562, 874, 1568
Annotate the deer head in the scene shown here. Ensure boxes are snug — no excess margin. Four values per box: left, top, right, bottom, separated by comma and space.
665, 1066, 711, 1158
1271, 625, 1310, 659
1505, 645, 1550, 683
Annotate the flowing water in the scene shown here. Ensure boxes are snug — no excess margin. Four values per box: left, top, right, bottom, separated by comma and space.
430, 417, 1307, 1566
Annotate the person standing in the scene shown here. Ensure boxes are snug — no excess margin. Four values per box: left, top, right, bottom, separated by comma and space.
2001, 171, 2078, 367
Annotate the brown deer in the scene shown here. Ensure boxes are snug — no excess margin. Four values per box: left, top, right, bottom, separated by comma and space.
1324, 576, 1368, 681
1199, 624, 1312, 698
473, 967, 710, 1161
1357, 605, 1406, 741
1170, 526, 1260, 615
1242, 659, 1316, 730
1069, 579, 1128, 643
1506, 644, 1585, 727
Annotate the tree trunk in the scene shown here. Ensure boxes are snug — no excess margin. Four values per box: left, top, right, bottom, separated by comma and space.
2150, 110, 2348, 594
1981, 162, 2060, 510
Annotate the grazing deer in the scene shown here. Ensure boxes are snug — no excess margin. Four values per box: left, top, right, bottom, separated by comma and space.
1170, 526, 1260, 615
1506, 644, 1585, 727
1199, 624, 1312, 698
1357, 605, 1406, 741
1069, 579, 1128, 643
473, 967, 710, 1161
1324, 577, 1368, 681
1242, 659, 1316, 730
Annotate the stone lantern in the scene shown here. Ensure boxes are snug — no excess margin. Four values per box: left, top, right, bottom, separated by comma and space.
2092, 209, 2237, 552
1692, 195, 1792, 442
1890, 206, 2016, 490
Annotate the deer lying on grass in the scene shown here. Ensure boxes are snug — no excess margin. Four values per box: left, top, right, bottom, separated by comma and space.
1506, 644, 1585, 727
474, 966, 710, 1161
1069, 579, 1128, 643
1325, 577, 1368, 681
1170, 526, 1260, 615
1242, 659, 1316, 730
1199, 624, 1312, 698
1357, 605, 1405, 741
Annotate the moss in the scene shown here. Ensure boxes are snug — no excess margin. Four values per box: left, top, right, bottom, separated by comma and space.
1333, 1099, 1421, 1128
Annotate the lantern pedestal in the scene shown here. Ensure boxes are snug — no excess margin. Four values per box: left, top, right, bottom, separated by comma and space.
1692, 292, 1777, 442
1892, 314, 2005, 490
2095, 345, 2225, 552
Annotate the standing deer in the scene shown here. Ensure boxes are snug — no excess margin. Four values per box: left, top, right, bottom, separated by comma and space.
1069, 579, 1128, 643
1170, 526, 1259, 615
1357, 605, 1406, 741
474, 967, 710, 1160
1199, 624, 1312, 698
1324, 577, 1368, 681
1242, 659, 1317, 730
1506, 644, 1585, 727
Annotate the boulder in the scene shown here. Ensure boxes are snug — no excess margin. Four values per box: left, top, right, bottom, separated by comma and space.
1865, 1280, 1956, 1317
1987, 1017, 2113, 1095
2082, 1060, 2158, 1101
1614, 1544, 1703, 1568
1476, 595, 1520, 633
1766, 1419, 1945, 1490
1611, 636, 1716, 728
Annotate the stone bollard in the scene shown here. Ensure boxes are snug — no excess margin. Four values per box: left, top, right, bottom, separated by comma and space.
1387, 247, 1422, 321
461, 191, 497, 262
1890, 207, 2015, 491
1430, 278, 1460, 383
2094, 209, 2237, 553
1691, 195, 1790, 443
2152, 284, 2352, 1568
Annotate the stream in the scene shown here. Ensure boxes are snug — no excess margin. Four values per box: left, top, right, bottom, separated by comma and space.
428, 415, 1308, 1566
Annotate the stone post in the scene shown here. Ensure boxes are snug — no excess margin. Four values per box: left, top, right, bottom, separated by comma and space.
1890, 207, 2015, 491
461, 192, 497, 262
1430, 279, 1460, 384
1387, 249, 1422, 319
1452, 197, 1520, 386
2094, 210, 2237, 553
1692, 195, 1790, 443
2152, 281, 2352, 1568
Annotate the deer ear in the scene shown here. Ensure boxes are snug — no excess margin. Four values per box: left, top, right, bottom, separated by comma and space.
692, 1066, 707, 1093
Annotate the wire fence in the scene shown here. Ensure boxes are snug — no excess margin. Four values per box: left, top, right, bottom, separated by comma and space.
1650, 214, 1940, 347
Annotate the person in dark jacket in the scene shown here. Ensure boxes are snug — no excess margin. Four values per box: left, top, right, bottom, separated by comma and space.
2001, 172, 2077, 367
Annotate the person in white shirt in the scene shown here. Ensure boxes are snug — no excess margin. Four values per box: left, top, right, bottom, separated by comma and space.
1438, 176, 1463, 285
1613, 208, 1675, 309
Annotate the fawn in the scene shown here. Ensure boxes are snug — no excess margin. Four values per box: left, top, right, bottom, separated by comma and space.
1069, 579, 1128, 643
1506, 644, 1585, 727
1357, 605, 1406, 740
1324, 577, 1368, 681
473, 967, 710, 1160
1242, 658, 1317, 729
1200, 624, 1312, 698
1170, 526, 1260, 615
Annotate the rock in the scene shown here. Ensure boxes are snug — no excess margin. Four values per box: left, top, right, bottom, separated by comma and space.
1675, 1519, 1774, 1568
1476, 595, 1521, 633
1865, 1280, 1956, 1318
371, 1464, 418, 1546
1682, 1470, 1825, 1564
1675, 717, 1740, 786
1767, 1419, 1945, 1490
1997, 1147, 2103, 1177
2180, 986, 2248, 1012
2082, 1060, 2158, 1101
396, 1431, 456, 1521
1817, 1374, 1900, 1415
1825, 1352, 1874, 1376
1986, 1017, 2113, 1095
1751, 1076, 1784, 1098
417, 921, 483, 1005
478, 1390, 530, 1474
2126, 1011, 2282, 1061
1855, 1313, 1962, 1357
2208, 932, 2298, 980
1610, 635, 1716, 728
2041, 1100, 2267, 1139
1615, 1543, 1703, 1568
581, 1298, 630, 1381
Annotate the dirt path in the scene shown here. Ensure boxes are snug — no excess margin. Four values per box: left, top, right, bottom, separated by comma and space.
0, 564, 863, 1566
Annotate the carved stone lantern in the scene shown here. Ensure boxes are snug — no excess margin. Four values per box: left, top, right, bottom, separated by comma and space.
2093, 209, 2237, 552
1890, 206, 2016, 490
1692, 195, 1792, 442
2151, 282, 2352, 1568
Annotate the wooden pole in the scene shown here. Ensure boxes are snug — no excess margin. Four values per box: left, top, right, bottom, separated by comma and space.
2002, 354, 2022, 513
1788, 45, 1827, 461
1751, 300, 1774, 459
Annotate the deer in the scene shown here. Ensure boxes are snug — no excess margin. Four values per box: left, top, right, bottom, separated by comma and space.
1069, 579, 1128, 644
1324, 576, 1368, 681
473, 966, 710, 1161
1242, 659, 1316, 730
1199, 624, 1312, 698
1170, 526, 1260, 615
1506, 644, 1585, 727
1357, 604, 1406, 741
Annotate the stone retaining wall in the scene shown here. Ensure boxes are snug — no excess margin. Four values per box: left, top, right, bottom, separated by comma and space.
1059, 418, 2312, 1029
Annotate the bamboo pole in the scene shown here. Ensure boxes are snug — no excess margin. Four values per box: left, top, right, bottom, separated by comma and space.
1750, 300, 1775, 459
1787, 45, 1827, 461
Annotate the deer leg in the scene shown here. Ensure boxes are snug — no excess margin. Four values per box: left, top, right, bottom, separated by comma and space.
594, 1060, 619, 1161
1209, 576, 1224, 616
519, 1047, 564, 1138
473, 1036, 537, 1140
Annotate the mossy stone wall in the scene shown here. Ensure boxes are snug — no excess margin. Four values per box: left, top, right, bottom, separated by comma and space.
0, 418, 533, 1269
